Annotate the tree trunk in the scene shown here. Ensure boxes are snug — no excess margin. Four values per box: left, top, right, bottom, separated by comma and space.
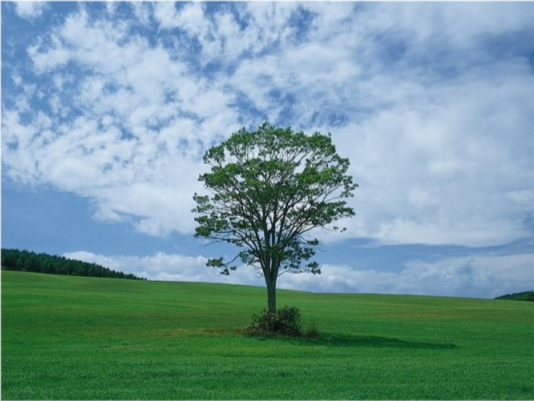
265, 275, 277, 313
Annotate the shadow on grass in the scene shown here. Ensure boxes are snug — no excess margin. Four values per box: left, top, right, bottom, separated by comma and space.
248, 332, 457, 350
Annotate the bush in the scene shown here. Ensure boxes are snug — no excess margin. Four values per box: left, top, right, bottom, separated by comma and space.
248, 306, 303, 337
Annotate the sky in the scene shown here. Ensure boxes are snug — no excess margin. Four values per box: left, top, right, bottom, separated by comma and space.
2, 1, 534, 299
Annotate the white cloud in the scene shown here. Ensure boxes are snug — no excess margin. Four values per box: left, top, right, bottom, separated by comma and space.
130, 2, 152, 26
331, 69, 534, 247
63, 251, 245, 284
354, 2, 534, 55
104, 2, 117, 16
3, 2, 533, 249
63, 250, 534, 299
281, 253, 534, 299
152, 2, 178, 29
14, 1, 47, 20
153, 2, 209, 33
3, 6, 240, 236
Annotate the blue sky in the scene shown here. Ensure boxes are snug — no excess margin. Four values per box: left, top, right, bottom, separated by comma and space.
2, 1, 534, 298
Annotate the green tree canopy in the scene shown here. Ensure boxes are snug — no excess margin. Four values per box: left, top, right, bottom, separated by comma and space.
193, 123, 357, 312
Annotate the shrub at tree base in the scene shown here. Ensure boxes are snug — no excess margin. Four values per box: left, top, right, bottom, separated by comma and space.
246, 306, 315, 337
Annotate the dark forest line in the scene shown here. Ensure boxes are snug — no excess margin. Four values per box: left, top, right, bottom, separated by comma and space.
1, 248, 145, 280
495, 291, 534, 302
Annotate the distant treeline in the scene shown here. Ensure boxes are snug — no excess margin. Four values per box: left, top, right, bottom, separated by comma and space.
495, 291, 534, 302
1, 248, 146, 280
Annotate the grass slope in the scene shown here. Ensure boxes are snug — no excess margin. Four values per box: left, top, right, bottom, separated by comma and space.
2, 271, 533, 400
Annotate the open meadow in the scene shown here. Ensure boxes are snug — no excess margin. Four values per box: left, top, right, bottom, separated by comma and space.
2, 270, 533, 400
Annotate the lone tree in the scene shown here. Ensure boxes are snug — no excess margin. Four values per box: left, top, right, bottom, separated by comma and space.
193, 123, 357, 313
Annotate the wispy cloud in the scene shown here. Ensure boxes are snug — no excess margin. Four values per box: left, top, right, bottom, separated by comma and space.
64, 250, 534, 299
13, 1, 47, 20
3, 2, 534, 249
338, 71, 534, 247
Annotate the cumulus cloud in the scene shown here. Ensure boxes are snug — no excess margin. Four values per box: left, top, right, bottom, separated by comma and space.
335, 71, 534, 247
65, 251, 206, 282
3, 2, 534, 249
14, 1, 47, 20
64, 250, 534, 299
276, 255, 534, 299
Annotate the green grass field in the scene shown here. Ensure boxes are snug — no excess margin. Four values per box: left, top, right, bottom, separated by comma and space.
2, 270, 533, 400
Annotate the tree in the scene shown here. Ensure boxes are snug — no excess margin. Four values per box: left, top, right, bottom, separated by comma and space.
193, 123, 357, 313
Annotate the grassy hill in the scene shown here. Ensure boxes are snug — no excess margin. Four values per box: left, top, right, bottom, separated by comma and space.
2, 271, 533, 400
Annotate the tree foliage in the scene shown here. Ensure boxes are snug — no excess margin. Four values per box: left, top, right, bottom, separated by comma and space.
495, 291, 534, 302
1, 248, 145, 280
193, 123, 357, 312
